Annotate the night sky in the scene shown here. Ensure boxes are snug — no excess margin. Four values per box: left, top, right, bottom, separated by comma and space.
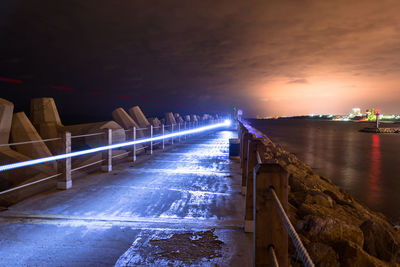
1, 0, 400, 122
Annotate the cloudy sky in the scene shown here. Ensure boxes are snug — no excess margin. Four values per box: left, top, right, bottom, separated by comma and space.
0, 0, 399, 121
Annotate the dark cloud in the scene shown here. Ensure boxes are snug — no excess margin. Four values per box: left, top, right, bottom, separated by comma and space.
0, 0, 400, 119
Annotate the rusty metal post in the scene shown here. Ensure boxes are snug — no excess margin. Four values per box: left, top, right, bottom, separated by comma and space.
57, 131, 72, 190
102, 128, 112, 172
253, 163, 288, 267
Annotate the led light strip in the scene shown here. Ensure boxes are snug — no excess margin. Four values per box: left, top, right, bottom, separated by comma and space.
0, 120, 231, 172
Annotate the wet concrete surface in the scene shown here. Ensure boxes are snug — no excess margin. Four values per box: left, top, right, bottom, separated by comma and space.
0, 130, 252, 266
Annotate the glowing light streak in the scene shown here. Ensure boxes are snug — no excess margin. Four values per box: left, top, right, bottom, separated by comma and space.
0, 77, 22, 83
0, 120, 231, 172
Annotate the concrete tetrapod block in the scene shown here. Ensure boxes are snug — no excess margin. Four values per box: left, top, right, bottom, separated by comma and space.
0, 98, 14, 145
30, 98, 63, 153
30, 97, 62, 126
148, 117, 161, 128
112, 108, 140, 130
0, 147, 56, 191
190, 115, 198, 122
112, 108, 145, 149
174, 113, 184, 124
64, 121, 126, 148
10, 112, 56, 170
202, 114, 211, 121
128, 106, 150, 129
165, 112, 177, 125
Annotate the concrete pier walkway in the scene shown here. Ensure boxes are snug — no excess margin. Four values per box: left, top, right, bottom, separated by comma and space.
0, 129, 252, 266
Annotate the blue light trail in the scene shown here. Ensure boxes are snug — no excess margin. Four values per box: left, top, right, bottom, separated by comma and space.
0, 120, 231, 172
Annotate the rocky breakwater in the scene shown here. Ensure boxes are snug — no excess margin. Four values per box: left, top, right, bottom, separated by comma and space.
360, 127, 400, 133
261, 139, 400, 266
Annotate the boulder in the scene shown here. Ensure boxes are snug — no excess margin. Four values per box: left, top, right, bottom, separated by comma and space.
297, 215, 364, 247
305, 242, 340, 267
360, 220, 400, 262
333, 241, 388, 266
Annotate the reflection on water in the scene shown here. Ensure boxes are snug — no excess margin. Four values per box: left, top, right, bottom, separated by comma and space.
249, 119, 400, 222
367, 134, 382, 205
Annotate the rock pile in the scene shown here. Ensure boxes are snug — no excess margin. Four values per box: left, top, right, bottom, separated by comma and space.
262, 139, 400, 266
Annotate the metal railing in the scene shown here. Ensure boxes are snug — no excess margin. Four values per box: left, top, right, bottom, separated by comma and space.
0, 137, 61, 147
0, 119, 225, 196
238, 120, 314, 267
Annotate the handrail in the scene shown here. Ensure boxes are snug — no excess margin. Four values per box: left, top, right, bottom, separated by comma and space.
269, 187, 314, 267
269, 246, 279, 267
0, 137, 61, 147
71, 132, 105, 139
71, 160, 105, 172
0, 120, 228, 172
136, 127, 148, 131
0, 119, 226, 196
256, 151, 262, 164
111, 151, 130, 159
0, 173, 62, 195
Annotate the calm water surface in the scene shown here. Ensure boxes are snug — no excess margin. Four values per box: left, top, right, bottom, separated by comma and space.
249, 119, 400, 223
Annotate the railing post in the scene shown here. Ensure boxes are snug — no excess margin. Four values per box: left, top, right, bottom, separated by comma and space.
244, 139, 259, 232
57, 131, 72, 190
132, 126, 136, 162
241, 132, 251, 195
150, 125, 153, 154
178, 123, 181, 142
253, 163, 288, 267
184, 122, 187, 140
102, 128, 112, 172
171, 124, 174, 145
162, 124, 165, 150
